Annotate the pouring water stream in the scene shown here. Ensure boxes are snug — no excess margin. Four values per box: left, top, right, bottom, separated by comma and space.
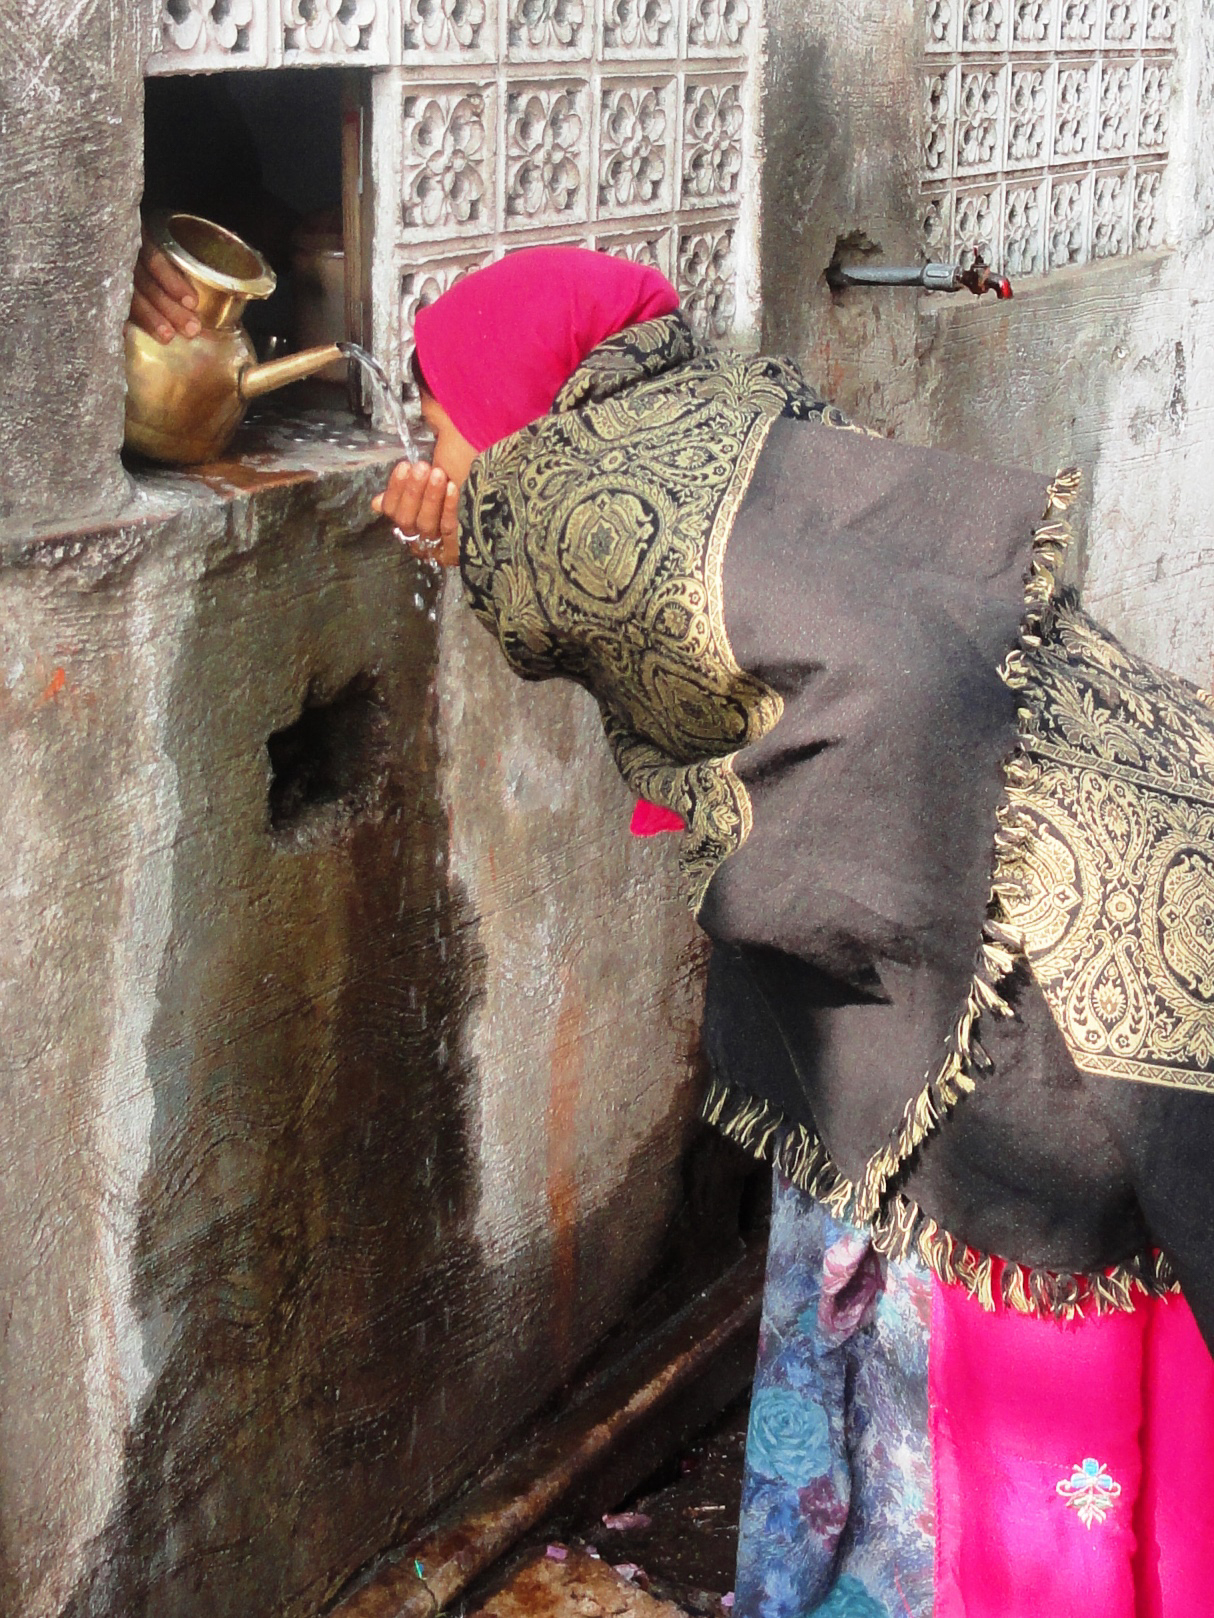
338, 342, 444, 569
338, 341, 421, 462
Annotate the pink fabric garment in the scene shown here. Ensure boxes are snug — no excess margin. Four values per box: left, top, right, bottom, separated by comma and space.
1135, 1290, 1214, 1616
930, 1273, 1214, 1617
412, 247, 680, 453
629, 800, 685, 836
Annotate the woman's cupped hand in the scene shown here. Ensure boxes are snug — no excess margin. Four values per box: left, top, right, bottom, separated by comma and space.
372, 460, 462, 569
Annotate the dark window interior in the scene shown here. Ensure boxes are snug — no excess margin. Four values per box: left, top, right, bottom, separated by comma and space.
143, 68, 348, 346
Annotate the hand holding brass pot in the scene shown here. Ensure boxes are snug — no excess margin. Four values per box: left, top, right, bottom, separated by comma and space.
124, 212, 345, 465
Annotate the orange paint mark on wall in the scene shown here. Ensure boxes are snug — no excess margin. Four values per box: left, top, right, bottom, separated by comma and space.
547, 967, 584, 1381
807, 332, 850, 405
30, 660, 93, 715
37, 666, 67, 706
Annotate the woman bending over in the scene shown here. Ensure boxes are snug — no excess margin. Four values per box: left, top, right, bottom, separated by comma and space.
374, 248, 1214, 1618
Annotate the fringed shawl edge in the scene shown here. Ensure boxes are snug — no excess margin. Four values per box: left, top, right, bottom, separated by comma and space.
702, 468, 1183, 1321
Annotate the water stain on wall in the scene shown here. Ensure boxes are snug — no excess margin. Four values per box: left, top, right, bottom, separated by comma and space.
58, 477, 491, 1618
25, 460, 715, 1618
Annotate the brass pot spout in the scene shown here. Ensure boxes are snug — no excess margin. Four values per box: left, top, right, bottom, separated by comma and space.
123, 213, 346, 466
239, 344, 345, 400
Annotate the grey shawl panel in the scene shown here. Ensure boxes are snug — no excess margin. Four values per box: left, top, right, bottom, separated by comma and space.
699, 416, 1051, 1188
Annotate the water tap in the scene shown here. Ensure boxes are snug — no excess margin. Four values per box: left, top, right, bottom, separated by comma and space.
827, 254, 1013, 299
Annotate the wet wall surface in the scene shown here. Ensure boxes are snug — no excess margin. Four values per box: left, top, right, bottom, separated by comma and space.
0, 419, 709, 1618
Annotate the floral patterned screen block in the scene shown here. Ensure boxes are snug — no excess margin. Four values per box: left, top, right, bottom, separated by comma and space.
380, 0, 756, 389
148, 0, 759, 398
149, 0, 391, 69
922, 0, 1176, 276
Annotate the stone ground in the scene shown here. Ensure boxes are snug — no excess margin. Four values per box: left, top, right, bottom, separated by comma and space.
464, 1399, 750, 1618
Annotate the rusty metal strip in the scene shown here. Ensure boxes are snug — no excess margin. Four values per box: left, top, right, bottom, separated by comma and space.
327, 1247, 765, 1618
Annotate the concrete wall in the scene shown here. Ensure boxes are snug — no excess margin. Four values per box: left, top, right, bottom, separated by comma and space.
0, 4, 718, 1613
0, 430, 707, 1618
759, 0, 1214, 686
0, 1, 149, 537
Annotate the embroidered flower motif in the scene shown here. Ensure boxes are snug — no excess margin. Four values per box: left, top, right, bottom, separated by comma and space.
1057, 1457, 1122, 1527
745, 1387, 831, 1489
805, 1574, 887, 1616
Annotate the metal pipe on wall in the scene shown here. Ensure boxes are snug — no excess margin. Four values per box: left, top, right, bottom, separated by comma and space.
327, 1247, 765, 1618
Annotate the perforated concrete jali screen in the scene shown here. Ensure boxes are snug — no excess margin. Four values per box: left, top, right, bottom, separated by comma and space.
148, 0, 762, 400
921, 0, 1176, 274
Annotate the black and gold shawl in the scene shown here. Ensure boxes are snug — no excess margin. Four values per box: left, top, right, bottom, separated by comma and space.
460, 314, 1214, 1331
461, 311, 866, 905
1002, 608, 1214, 1094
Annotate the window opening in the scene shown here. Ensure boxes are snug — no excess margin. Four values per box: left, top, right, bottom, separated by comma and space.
147, 0, 764, 419
142, 68, 358, 361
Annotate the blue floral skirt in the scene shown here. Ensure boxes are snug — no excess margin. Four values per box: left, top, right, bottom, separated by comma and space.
735, 1171, 936, 1618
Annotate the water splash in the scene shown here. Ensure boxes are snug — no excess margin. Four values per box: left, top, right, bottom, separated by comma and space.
339, 341, 443, 574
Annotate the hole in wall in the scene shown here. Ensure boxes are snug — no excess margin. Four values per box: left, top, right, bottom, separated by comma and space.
267, 672, 389, 849
825, 228, 882, 292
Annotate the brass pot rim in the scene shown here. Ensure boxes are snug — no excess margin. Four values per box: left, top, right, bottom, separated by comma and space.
149, 210, 277, 302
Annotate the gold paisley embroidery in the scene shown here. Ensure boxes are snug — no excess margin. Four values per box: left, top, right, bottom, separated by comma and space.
1001, 603, 1214, 1093
461, 312, 845, 905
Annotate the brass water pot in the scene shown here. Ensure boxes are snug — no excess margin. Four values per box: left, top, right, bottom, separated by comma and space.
124, 212, 345, 465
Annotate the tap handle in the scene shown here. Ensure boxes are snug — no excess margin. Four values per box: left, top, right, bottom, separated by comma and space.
957, 255, 1014, 299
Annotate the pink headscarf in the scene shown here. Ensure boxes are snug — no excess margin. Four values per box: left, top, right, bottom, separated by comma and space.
418, 246, 687, 839
412, 247, 680, 453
